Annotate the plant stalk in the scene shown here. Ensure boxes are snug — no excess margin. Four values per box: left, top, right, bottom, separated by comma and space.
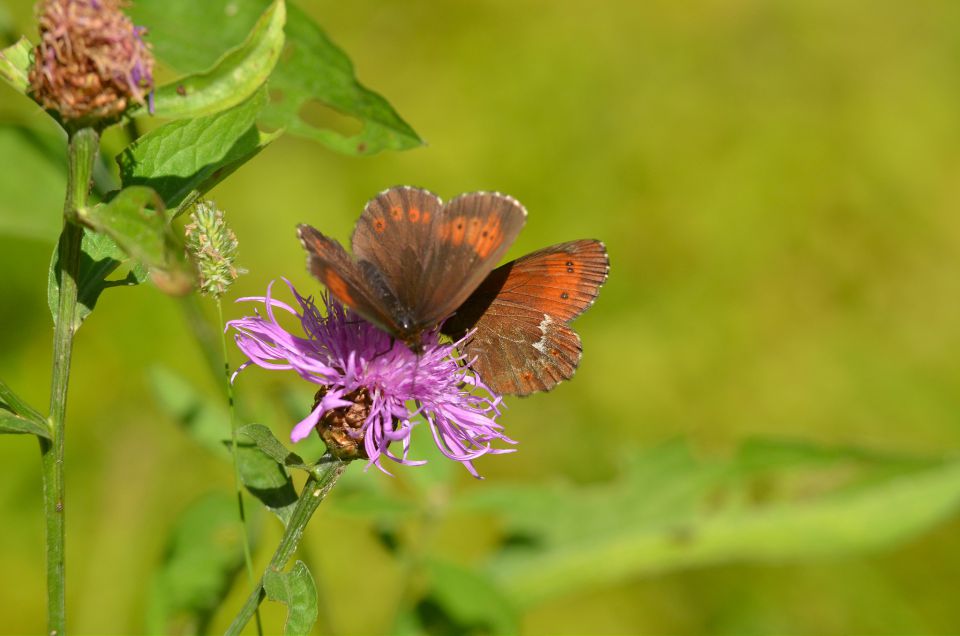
41, 126, 98, 636
217, 298, 263, 636
224, 456, 348, 636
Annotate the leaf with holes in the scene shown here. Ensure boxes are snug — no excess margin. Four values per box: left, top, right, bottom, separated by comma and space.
262, 3, 422, 155
130, 0, 422, 156
148, 1, 286, 120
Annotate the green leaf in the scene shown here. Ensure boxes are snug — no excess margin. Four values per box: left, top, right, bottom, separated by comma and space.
0, 409, 50, 438
0, 124, 66, 242
131, 0, 422, 156
237, 424, 310, 470
455, 439, 960, 606
148, 366, 230, 458
0, 378, 46, 424
118, 87, 277, 210
0, 37, 32, 95
235, 427, 299, 526
149, 1, 286, 120
263, 560, 318, 636
47, 228, 145, 328
78, 186, 193, 295
261, 2, 422, 155
146, 492, 248, 635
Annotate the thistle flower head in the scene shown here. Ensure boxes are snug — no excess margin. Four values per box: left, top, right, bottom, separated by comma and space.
227, 280, 515, 477
184, 201, 243, 298
28, 0, 154, 124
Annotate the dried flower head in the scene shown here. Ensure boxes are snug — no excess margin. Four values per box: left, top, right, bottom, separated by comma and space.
227, 280, 515, 476
184, 201, 243, 298
28, 0, 154, 124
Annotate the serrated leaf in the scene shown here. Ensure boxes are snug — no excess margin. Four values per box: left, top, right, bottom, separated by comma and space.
237, 424, 309, 470
47, 228, 145, 328
453, 440, 960, 606
0, 409, 50, 438
0, 124, 66, 241
148, 366, 230, 458
0, 36, 32, 95
78, 185, 193, 295
131, 0, 422, 156
149, 1, 286, 120
118, 87, 276, 210
146, 492, 247, 635
263, 560, 318, 636
235, 428, 299, 526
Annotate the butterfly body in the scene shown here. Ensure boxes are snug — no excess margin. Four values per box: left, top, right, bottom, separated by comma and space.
299, 186, 608, 395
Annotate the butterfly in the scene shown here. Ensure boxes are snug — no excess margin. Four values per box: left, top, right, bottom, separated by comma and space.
297, 186, 608, 396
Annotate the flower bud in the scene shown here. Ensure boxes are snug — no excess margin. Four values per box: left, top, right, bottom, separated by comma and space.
28, 0, 154, 124
184, 201, 243, 298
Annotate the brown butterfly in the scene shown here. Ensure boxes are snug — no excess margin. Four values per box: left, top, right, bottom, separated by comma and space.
297, 186, 608, 396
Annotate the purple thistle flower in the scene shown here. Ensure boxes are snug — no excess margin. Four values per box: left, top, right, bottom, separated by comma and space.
227, 280, 515, 477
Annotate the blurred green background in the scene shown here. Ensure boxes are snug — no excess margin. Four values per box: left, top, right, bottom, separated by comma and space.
4, 0, 960, 634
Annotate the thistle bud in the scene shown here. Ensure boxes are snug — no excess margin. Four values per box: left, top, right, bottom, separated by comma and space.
28, 0, 154, 125
184, 201, 243, 298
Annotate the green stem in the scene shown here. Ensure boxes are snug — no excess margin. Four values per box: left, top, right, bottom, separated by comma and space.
41, 126, 99, 636
217, 298, 263, 636
225, 456, 349, 636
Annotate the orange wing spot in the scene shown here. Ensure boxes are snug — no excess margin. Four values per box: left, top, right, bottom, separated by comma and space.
408, 207, 421, 222
373, 217, 386, 233
451, 216, 466, 245
390, 206, 403, 221
471, 214, 503, 258
422, 211, 431, 224
325, 271, 354, 306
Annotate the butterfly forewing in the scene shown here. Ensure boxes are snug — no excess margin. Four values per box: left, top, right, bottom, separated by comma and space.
297, 224, 402, 334
444, 239, 609, 396
351, 187, 527, 336
415, 192, 526, 327
351, 186, 444, 319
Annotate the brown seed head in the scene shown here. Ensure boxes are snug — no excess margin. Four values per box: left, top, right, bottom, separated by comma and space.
312, 386, 373, 461
28, 0, 154, 124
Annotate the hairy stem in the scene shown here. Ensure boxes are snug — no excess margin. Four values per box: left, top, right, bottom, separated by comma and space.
225, 456, 348, 636
41, 126, 99, 636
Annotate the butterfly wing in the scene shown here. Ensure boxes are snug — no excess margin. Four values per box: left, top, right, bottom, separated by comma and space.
297, 224, 403, 335
352, 187, 527, 337
443, 239, 609, 396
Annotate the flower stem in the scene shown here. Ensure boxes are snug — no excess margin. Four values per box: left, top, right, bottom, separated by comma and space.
224, 456, 349, 636
41, 126, 98, 636
216, 298, 263, 636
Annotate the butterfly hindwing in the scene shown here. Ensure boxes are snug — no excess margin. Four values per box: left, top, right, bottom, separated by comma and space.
444, 240, 609, 396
